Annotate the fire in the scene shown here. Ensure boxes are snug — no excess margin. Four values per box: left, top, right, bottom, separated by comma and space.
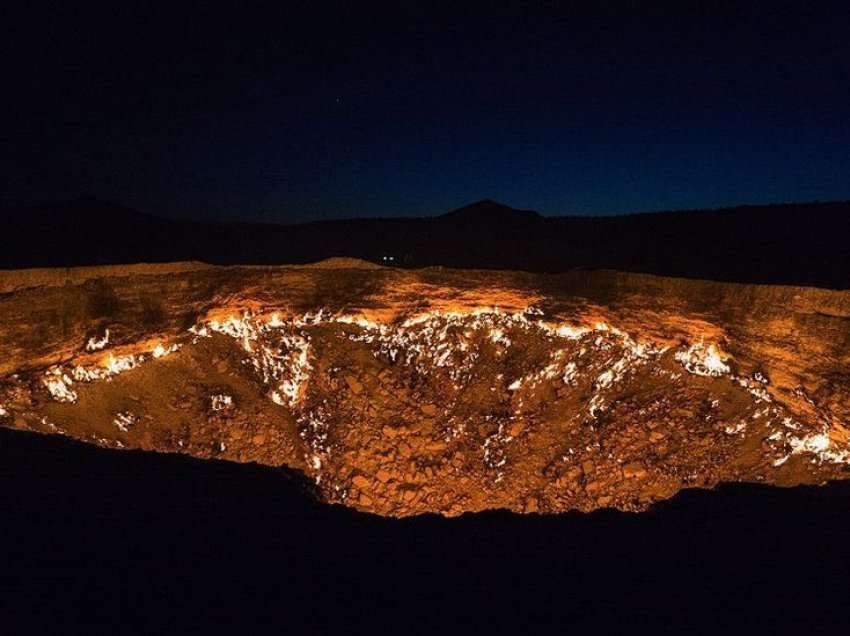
152, 343, 180, 358
43, 369, 78, 403
674, 342, 730, 377
772, 423, 850, 466
113, 411, 138, 432
105, 353, 143, 375
86, 329, 110, 351
210, 394, 234, 411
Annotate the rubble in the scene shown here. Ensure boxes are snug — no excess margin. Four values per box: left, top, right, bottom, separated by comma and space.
1, 259, 850, 517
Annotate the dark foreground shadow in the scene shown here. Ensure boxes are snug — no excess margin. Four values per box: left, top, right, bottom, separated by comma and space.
2, 427, 849, 633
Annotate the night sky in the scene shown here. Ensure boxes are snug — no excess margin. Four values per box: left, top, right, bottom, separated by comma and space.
3, 2, 849, 222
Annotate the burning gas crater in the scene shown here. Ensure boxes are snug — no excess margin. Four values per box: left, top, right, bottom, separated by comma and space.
4, 258, 850, 516
32, 305, 850, 491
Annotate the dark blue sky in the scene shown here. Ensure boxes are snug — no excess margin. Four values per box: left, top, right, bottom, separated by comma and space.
3, 2, 849, 222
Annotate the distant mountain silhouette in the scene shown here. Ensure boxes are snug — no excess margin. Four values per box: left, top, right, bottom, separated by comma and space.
440, 199, 542, 224
2, 196, 850, 289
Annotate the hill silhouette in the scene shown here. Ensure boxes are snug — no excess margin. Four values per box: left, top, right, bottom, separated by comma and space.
439, 198, 542, 223
3, 197, 849, 288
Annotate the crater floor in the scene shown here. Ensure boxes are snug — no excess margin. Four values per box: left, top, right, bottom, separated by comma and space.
2, 259, 849, 516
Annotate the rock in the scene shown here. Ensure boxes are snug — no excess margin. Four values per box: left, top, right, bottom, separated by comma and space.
345, 376, 363, 393
565, 466, 583, 482
623, 462, 648, 479
421, 404, 438, 416
352, 475, 371, 489
585, 480, 602, 495
376, 469, 392, 483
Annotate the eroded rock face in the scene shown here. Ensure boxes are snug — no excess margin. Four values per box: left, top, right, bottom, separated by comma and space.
1, 259, 850, 516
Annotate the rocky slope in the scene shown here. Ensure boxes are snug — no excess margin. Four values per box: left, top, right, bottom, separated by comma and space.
1, 258, 849, 516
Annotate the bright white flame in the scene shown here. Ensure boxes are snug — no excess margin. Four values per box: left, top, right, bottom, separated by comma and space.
43, 369, 78, 402
725, 421, 747, 435
113, 411, 137, 432
210, 394, 233, 411
189, 324, 210, 339
86, 329, 110, 351
772, 425, 850, 466
266, 312, 285, 327
106, 353, 144, 375
152, 343, 180, 358
675, 342, 730, 377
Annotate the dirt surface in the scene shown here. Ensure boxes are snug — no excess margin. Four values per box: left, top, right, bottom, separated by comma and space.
1, 259, 849, 516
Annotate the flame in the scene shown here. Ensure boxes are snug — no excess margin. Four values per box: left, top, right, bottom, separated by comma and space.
152, 343, 180, 358
210, 394, 233, 411
773, 426, 850, 466
674, 342, 730, 377
105, 353, 143, 375
43, 368, 78, 403
86, 329, 110, 352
